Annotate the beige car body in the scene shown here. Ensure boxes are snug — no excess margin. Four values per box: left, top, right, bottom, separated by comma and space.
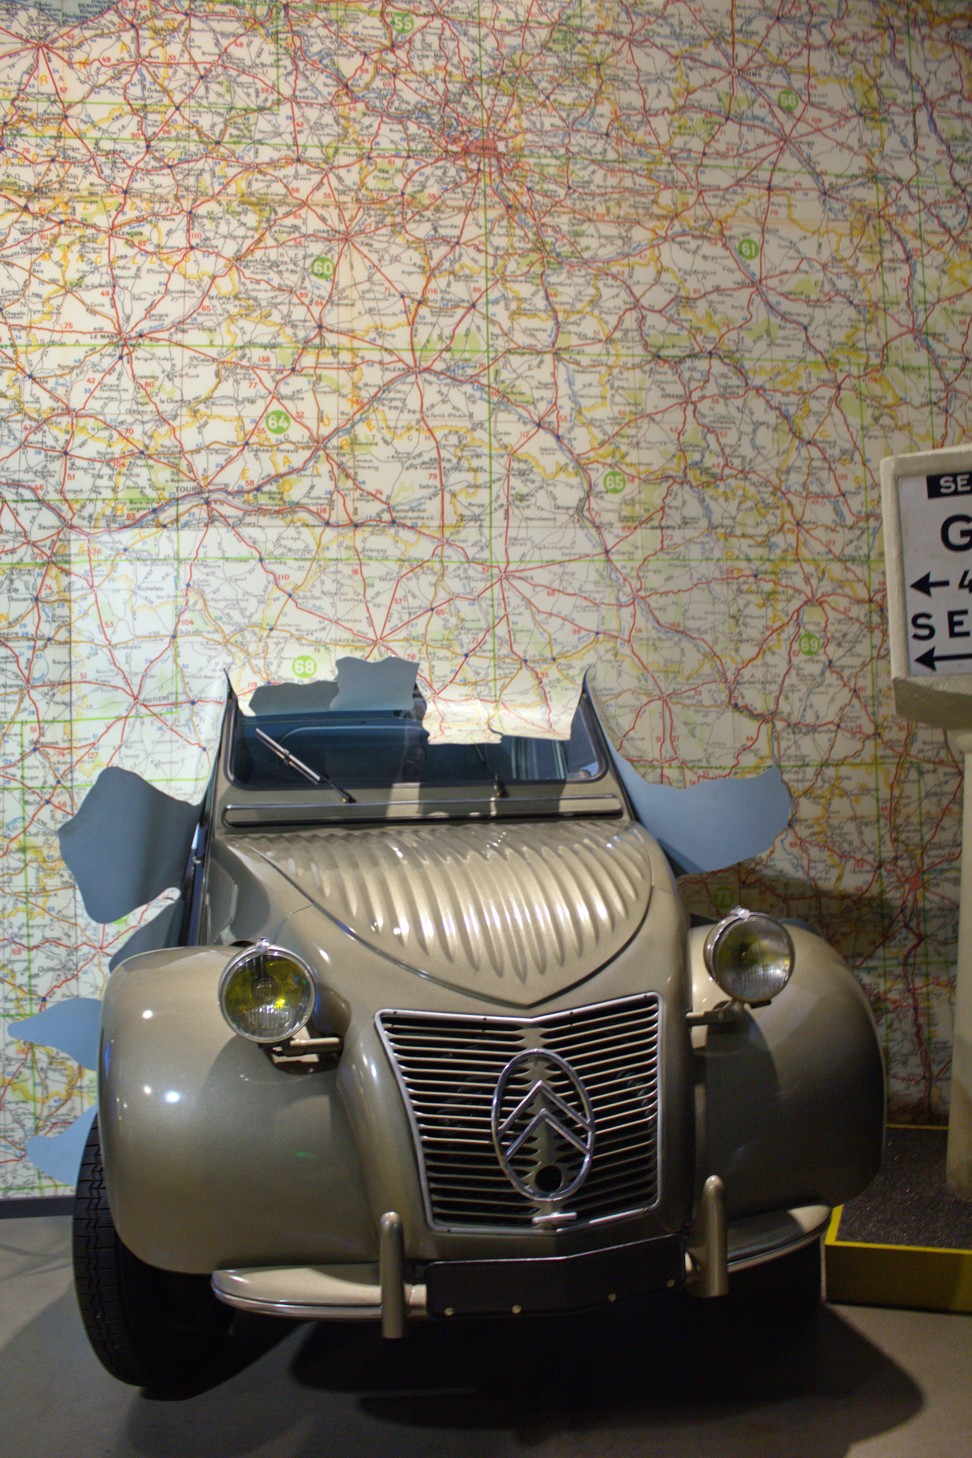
97, 691, 884, 1326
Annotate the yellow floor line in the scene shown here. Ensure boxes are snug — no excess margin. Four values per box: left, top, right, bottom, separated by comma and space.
825, 1204, 972, 1313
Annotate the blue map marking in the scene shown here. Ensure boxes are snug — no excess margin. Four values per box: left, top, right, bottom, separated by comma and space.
332, 655, 418, 710
608, 751, 792, 875
58, 767, 199, 923
25, 1106, 96, 1188
10, 997, 102, 1070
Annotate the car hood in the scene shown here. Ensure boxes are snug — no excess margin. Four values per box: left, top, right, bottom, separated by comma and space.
236, 818, 655, 1004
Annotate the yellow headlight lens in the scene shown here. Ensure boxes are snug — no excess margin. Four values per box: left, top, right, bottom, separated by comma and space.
703, 910, 794, 1004
218, 943, 316, 1043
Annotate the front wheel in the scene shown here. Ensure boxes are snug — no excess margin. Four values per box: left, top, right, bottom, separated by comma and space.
72, 1119, 232, 1389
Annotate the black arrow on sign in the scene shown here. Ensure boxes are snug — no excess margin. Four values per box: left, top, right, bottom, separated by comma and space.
911, 572, 950, 597
914, 647, 972, 671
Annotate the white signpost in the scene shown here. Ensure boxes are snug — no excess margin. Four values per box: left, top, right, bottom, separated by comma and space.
882, 444, 972, 1198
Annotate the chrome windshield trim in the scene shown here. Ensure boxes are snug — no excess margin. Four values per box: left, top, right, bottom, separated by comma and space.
222, 792, 624, 827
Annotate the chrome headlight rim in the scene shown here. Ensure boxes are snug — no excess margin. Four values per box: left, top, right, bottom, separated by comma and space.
703, 907, 795, 1005
218, 939, 317, 1044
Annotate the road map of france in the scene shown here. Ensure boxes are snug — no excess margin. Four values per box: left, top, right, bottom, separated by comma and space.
2, 0, 970, 1191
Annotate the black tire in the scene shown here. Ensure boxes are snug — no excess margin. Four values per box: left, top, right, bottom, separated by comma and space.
72, 1119, 232, 1390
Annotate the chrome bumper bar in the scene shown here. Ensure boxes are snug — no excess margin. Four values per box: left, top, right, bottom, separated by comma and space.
212, 1201, 831, 1334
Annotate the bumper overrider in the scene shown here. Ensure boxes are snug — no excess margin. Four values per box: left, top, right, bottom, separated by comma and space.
210, 1196, 831, 1333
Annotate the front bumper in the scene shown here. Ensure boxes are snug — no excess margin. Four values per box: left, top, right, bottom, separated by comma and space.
211, 1200, 830, 1332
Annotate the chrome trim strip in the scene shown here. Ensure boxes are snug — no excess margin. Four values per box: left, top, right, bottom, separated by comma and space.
213, 1292, 385, 1321
726, 1203, 830, 1273
222, 795, 623, 826
211, 1264, 427, 1322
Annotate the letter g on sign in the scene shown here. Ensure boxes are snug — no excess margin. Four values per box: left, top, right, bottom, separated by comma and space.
942, 514, 972, 551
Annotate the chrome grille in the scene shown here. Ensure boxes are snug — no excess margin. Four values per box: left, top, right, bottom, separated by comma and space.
378, 995, 661, 1230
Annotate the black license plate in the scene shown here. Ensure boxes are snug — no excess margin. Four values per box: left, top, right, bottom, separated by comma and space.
425, 1235, 684, 1318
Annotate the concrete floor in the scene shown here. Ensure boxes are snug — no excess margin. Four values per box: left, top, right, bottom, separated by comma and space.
2, 1215, 971, 1458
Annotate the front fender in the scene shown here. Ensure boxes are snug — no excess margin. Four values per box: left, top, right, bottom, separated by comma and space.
689, 925, 884, 1217
99, 946, 374, 1273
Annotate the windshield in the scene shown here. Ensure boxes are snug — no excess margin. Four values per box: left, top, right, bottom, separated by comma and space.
229, 692, 604, 794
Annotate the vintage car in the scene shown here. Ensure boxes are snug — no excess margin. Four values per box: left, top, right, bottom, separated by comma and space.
70, 669, 884, 1389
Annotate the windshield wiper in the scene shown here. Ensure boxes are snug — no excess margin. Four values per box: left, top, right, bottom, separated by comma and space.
475, 745, 507, 799
255, 728, 356, 802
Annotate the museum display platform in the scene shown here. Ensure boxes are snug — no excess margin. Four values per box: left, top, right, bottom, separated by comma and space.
825, 1126, 972, 1313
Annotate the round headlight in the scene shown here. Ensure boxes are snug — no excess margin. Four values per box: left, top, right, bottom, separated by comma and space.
218, 942, 316, 1043
703, 909, 794, 1004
